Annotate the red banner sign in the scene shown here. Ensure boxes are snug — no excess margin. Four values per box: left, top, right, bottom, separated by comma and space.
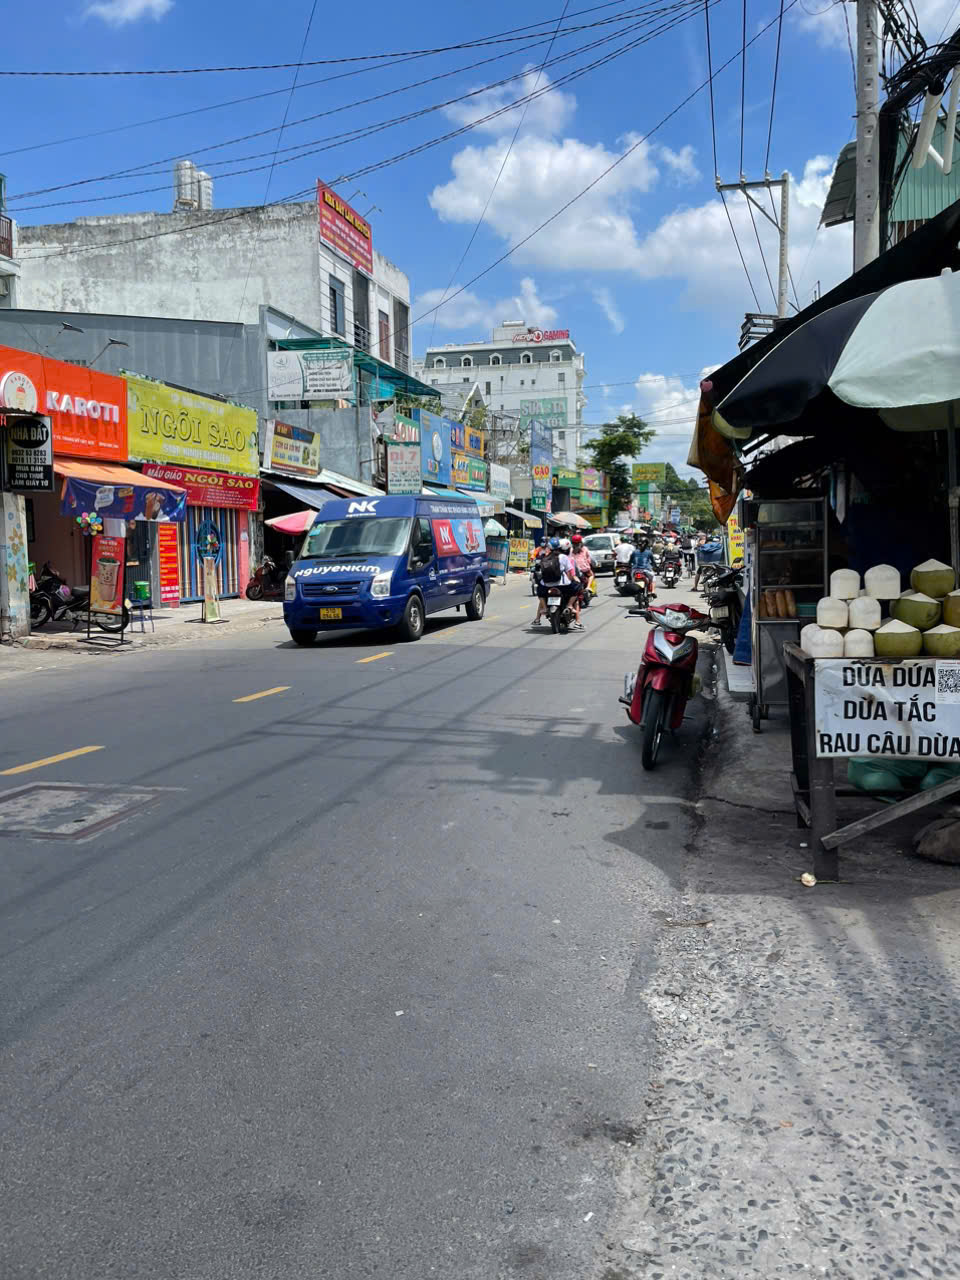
89, 534, 126, 615
0, 343, 127, 461
141, 462, 259, 509
157, 523, 180, 606
317, 182, 374, 276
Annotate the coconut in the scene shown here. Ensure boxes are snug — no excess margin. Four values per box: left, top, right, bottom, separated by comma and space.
830, 568, 861, 600
897, 592, 941, 631
848, 596, 881, 631
806, 628, 844, 658
922, 624, 960, 658
800, 623, 823, 655
910, 558, 957, 599
817, 597, 848, 629
943, 589, 960, 628
864, 564, 901, 599
874, 618, 923, 658
844, 629, 875, 658
891, 589, 917, 621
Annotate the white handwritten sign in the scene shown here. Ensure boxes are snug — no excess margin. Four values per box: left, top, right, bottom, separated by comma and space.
814, 658, 960, 760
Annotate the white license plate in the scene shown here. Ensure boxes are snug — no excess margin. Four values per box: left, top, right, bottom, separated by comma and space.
710, 605, 730, 619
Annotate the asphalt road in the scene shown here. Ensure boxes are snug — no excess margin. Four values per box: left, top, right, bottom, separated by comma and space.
0, 576, 709, 1280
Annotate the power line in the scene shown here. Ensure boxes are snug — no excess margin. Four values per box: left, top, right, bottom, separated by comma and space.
719, 189, 762, 310
427, 0, 574, 346
745, 196, 778, 307
0, 2, 636, 76
739, 0, 748, 176
9, 3, 691, 211
763, 0, 784, 174
704, 0, 719, 177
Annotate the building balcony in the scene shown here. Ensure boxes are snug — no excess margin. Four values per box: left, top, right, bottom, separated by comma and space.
0, 215, 13, 261
394, 350, 409, 374
354, 321, 370, 353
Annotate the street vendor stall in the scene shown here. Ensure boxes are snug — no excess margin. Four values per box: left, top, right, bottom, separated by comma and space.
688, 203, 960, 876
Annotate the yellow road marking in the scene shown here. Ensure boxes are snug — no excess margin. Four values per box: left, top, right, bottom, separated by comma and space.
233, 686, 290, 703
356, 651, 393, 664
485, 615, 500, 621
1, 745, 105, 776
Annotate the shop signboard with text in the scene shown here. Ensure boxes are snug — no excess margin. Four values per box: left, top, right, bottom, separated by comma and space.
156, 523, 181, 606
489, 463, 511, 500
2, 414, 53, 492
508, 537, 531, 568
317, 182, 374, 276
417, 409, 452, 486
815, 659, 960, 760
465, 426, 485, 458
392, 414, 420, 444
127, 375, 259, 476
89, 534, 126, 615
0, 344, 127, 461
386, 440, 421, 494
633, 461, 666, 488
510, 328, 570, 344
529, 419, 552, 513
262, 419, 322, 478
267, 349, 354, 402
518, 397, 567, 433
141, 462, 259, 510
451, 452, 487, 490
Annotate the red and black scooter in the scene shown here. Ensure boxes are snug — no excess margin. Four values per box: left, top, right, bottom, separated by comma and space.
620, 602, 707, 769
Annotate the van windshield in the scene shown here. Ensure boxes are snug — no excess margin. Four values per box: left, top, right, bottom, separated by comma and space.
300, 516, 412, 560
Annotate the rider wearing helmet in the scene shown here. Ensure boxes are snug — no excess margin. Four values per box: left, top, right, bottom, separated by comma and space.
569, 533, 594, 627
533, 536, 580, 625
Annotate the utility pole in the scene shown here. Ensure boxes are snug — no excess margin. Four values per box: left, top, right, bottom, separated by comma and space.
854, 0, 881, 269
716, 172, 791, 318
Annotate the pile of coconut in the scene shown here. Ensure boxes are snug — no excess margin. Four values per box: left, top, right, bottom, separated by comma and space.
801, 561, 960, 658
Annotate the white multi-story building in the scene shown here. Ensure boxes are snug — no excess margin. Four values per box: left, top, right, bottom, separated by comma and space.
415, 321, 586, 468
16, 167, 411, 373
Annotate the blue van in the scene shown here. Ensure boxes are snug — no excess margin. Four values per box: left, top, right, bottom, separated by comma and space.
283, 493, 491, 644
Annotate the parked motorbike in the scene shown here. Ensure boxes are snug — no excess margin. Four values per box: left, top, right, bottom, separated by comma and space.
620, 602, 707, 769
245, 555, 286, 600
706, 565, 744, 654
31, 563, 127, 633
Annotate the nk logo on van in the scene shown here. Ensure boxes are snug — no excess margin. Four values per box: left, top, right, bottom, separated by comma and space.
347, 499, 379, 515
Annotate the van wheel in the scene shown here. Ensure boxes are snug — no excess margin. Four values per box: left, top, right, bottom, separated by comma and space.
399, 595, 425, 641
465, 582, 485, 620
289, 628, 316, 646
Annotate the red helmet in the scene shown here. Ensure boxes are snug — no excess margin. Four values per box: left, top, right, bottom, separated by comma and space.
571, 533, 583, 545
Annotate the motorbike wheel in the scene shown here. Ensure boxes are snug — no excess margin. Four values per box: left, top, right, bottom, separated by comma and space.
548, 608, 559, 634
640, 687, 667, 770
30, 596, 51, 628
722, 624, 736, 655
94, 606, 130, 633
557, 610, 570, 635
245, 580, 264, 601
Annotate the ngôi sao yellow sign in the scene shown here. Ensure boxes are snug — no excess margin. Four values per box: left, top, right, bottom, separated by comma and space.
126, 374, 259, 476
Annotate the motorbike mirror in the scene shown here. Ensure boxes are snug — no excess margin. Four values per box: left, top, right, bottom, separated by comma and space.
284, 549, 295, 568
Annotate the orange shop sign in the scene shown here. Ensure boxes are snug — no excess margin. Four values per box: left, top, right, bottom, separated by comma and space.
0, 344, 127, 461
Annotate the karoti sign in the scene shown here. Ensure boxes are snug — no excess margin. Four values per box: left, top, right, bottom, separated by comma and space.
2, 414, 53, 492
814, 658, 960, 760
317, 182, 374, 276
0, 344, 127, 461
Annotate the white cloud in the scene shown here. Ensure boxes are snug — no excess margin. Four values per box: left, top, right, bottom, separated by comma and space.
413, 275, 558, 334
444, 68, 577, 137
592, 287, 625, 334
84, 0, 172, 23
796, 0, 956, 48
660, 145, 699, 183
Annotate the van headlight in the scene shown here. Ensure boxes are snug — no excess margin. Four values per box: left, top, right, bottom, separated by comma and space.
284, 575, 297, 601
370, 572, 392, 598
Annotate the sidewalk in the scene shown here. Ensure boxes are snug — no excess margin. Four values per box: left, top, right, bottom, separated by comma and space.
609, 654, 960, 1278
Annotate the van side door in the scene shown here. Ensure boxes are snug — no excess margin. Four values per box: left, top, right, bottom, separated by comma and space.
407, 517, 443, 614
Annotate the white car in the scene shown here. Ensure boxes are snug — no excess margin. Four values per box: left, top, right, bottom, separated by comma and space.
582, 533, 617, 574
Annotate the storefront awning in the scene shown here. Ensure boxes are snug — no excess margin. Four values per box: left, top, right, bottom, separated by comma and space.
55, 459, 187, 523
265, 478, 342, 509
456, 487, 503, 516
504, 505, 542, 530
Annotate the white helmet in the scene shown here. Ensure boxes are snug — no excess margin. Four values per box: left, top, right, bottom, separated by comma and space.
559, 537, 572, 553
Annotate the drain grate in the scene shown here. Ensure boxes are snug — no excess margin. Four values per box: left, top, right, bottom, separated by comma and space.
0, 783, 179, 841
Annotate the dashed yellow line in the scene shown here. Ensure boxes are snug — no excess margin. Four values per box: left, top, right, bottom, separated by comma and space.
1, 745, 105, 776
356, 651, 393, 664
233, 686, 290, 703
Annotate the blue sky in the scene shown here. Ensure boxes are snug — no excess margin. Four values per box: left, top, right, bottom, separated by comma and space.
2, 0, 955, 475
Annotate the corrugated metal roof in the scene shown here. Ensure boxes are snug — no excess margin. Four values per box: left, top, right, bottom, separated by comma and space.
821, 142, 857, 227
821, 124, 960, 228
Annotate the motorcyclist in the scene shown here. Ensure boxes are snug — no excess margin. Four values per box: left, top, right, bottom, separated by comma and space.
630, 538, 656, 598
569, 533, 594, 626
556, 537, 582, 625
534, 536, 580, 625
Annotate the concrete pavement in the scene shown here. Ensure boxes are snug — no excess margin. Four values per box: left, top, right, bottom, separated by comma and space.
0, 572, 710, 1280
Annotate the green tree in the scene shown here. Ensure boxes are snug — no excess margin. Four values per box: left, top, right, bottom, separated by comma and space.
660, 461, 716, 530
584, 414, 656, 520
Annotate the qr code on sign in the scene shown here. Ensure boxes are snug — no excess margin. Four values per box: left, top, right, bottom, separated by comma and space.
936, 662, 960, 703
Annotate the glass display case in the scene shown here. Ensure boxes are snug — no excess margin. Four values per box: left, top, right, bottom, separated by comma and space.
744, 497, 828, 731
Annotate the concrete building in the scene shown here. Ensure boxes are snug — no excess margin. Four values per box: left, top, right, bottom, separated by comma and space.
415, 321, 586, 469
0, 204, 20, 308
16, 169, 412, 372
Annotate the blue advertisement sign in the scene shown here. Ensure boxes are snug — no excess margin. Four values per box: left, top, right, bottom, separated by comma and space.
529, 419, 552, 513
487, 537, 509, 579
450, 420, 465, 451
61, 474, 186, 523
417, 409, 452, 486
